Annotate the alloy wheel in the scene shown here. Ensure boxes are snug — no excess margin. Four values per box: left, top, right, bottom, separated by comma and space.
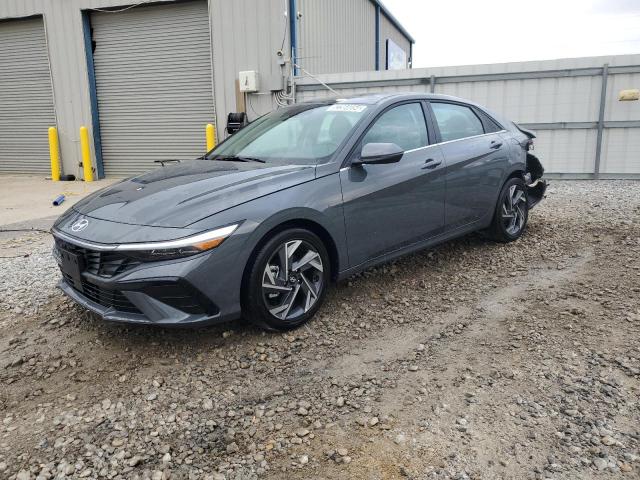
261, 240, 324, 321
501, 185, 526, 236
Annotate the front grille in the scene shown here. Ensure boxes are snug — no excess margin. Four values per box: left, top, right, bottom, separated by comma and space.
55, 238, 141, 278
62, 272, 141, 314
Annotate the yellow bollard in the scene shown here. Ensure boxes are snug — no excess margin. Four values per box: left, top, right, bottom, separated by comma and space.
79, 126, 93, 182
206, 123, 216, 151
48, 127, 61, 181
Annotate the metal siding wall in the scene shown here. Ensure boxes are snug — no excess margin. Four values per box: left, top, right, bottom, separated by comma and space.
601, 70, 640, 173
209, 0, 287, 127
90, 0, 214, 176
605, 71, 640, 121
297, 0, 375, 74
2, 1, 633, 177
295, 54, 640, 175
434, 76, 603, 174
531, 130, 597, 174
0, 16, 56, 173
378, 12, 410, 69
601, 128, 639, 174
435, 76, 602, 123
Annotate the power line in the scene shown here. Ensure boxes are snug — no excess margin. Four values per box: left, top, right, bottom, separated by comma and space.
89, 1, 154, 14
293, 63, 338, 95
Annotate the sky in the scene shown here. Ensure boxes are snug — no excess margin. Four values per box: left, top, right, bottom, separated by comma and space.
382, 0, 640, 68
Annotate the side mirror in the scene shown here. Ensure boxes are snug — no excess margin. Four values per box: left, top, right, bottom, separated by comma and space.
353, 143, 404, 165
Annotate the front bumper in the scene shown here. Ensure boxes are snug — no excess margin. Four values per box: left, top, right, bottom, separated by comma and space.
57, 275, 222, 327
53, 234, 246, 327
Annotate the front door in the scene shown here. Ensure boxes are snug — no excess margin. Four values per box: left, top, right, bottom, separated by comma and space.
340, 102, 446, 268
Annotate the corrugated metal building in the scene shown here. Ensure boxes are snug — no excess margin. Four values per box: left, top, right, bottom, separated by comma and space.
0, 0, 413, 177
295, 54, 640, 177
296, 0, 412, 74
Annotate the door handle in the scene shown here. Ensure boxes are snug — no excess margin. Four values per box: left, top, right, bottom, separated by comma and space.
421, 158, 442, 170
490, 141, 503, 149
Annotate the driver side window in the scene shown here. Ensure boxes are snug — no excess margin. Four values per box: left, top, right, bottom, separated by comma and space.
362, 103, 428, 151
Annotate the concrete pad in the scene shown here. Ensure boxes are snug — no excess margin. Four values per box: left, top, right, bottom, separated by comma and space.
0, 175, 118, 226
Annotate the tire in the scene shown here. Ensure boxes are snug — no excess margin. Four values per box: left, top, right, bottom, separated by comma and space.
489, 177, 529, 242
242, 228, 330, 331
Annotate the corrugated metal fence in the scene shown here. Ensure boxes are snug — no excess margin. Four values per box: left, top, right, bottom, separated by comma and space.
295, 54, 640, 178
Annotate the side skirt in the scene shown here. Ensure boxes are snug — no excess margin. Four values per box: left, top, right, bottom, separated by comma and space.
336, 220, 486, 281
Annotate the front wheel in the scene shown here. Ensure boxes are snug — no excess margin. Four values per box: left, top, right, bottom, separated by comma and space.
242, 228, 330, 331
489, 177, 529, 242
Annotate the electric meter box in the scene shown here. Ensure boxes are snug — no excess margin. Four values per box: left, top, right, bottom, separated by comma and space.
239, 71, 259, 93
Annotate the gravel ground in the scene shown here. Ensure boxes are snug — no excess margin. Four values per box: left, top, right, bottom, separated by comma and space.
0, 180, 638, 480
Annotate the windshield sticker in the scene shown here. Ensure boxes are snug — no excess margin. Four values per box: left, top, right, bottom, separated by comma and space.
327, 104, 367, 113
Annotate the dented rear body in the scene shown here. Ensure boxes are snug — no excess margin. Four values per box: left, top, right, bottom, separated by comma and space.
514, 125, 547, 208
486, 114, 548, 209
525, 153, 547, 208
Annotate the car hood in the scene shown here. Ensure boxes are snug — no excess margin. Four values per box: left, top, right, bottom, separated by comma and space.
73, 160, 316, 228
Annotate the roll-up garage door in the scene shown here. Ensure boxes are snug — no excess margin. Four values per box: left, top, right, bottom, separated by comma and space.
90, 0, 215, 176
0, 17, 56, 174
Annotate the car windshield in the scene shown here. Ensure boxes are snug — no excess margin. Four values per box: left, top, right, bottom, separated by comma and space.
207, 103, 369, 165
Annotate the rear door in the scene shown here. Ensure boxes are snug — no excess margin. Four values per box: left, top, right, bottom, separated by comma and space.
340, 101, 446, 268
428, 101, 508, 230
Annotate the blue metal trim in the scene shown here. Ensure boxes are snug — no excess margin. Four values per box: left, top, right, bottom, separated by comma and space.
289, 0, 298, 76
82, 11, 104, 179
375, 4, 380, 70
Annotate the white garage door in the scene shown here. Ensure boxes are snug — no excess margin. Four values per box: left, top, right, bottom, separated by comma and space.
0, 16, 56, 174
90, 0, 215, 176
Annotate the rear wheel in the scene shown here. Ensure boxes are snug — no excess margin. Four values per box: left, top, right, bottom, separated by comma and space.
243, 229, 330, 330
489, 177, 529, 242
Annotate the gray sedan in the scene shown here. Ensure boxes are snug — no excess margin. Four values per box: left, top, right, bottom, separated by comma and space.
52, 93, 546, 330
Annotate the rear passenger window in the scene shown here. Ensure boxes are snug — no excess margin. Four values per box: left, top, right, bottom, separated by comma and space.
476, 109, 503, 133
362, 103, 428, 151
431, 102, 484, 142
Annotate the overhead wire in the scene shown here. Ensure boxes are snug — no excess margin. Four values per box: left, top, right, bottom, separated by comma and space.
280, 2, 289, 52
241, 4, 335, 114
89, 1, 154, 13
292, 63, 338, 95
246, 92, 260, 118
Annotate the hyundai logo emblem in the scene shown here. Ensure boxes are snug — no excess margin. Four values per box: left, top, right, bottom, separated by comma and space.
71, 218, 89, 232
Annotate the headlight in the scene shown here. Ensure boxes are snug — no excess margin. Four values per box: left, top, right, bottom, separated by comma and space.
117, 224, 239, 260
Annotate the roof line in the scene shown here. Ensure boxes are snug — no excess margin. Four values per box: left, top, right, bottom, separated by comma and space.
370, 0, 415, 44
